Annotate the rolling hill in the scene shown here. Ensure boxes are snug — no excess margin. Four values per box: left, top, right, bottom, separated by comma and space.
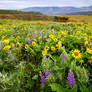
0, 10, 54, 21
21, 6, 92, 16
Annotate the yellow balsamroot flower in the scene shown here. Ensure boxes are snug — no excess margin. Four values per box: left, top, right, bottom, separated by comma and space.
1, 35, 5, 39
58, 41, 61, 45
51, 46, 56, 52
42, 50, 47, 56
61, 38, 64, 42
17, 42, 21, 47
70, 35, 73, 38
44, 46, 49, 51
15, 37, 18, 42
4, 40, 9, 44
3, 45, 11, 50
89, 36, 92, 39
77, 31, 81, 34
17, 36, 20, 39
62, 31, 67, 36
32, 41, 36, 46
88, 57, 92, 63
58, 32, 61, 37
72, 49, 81, 59
38, 36, 42, 39
86, 48, 92, 54
84, 41, 88, 45
56, 44, 61, 49
82, 33, 87, 36
52, 29, 54, 32
84, 37, 87, 40
53, 38, 57, 42
49, 34, 54, 39
33, 39, 36, 41
58, 41, 61, 47
77, 38, 81, 41
10, 43, 15, 48
56, 41, 62, 49
25, 44, 29, 49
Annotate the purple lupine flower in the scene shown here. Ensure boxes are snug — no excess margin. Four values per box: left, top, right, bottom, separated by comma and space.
15, 30, 17, 33
61, 52, 66, 62
28, 39, 30, 44
42, 36, 44, 40
32, 34, 34, 37
0, 42, 1, 49
12, 45, 15, 49
45, 69, 50, 77
46, 34, 48, 38
68, 70, 75, 86
39, 71, 43, 78
40, 31, 42, 36
8, 52, 11, 56
31, 38, 34, 41
54, 61, 56, 66
91, 43, 92, 50
39, 71, 46, 84
10, 56, 14, 61
20, 44, 22, 47
40, 75, 46, 84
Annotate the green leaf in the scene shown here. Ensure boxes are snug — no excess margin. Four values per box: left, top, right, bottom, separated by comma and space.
49, 83, 63, 92
32, 75, 38, 80
79, 84, 89, 92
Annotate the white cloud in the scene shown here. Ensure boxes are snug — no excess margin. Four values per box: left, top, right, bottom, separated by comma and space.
0, 0, 92, 10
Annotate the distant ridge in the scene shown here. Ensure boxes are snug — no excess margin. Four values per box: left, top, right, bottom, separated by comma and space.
0, 10, 42, 15
21, 6, 92, 16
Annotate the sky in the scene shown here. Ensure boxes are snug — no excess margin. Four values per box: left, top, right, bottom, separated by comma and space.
0, 0, 92, 10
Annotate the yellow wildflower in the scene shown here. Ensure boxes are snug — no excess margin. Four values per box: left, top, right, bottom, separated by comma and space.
84, 41, 88, 45
44, 46, 49, 51
17, 42, 21, 47
70, 35, 73, 38
72, 49, 81, 59
25, 44, 29, 49
1, 35, 5, 39
88, 57, 92, 63
49, 34, 54, 38
84, 37, 87, 40
54, 38, 57, 42
3, 45, 11, 50
51, 46, 56, 52
61, 38, 64, 42
32, 41, 36, 46
4, 40, 9, 44
77, 38, 81, 40
58, 41, 61, 45
10, 43, 14, 48
42, 50, 47, 56
58, 32, 61, 37
56, 44, 61, 49
86, 48, 92, 54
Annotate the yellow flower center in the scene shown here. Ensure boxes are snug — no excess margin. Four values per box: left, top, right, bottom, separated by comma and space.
74, 52, 79, 56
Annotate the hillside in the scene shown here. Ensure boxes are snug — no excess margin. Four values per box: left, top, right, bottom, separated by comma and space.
67, 11, 92, 15
21, 6, 92, 16
0, 10, 42, 15
0, 10, 54, 21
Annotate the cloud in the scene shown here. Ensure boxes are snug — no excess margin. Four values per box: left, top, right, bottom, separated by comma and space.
0, 0, 92, 10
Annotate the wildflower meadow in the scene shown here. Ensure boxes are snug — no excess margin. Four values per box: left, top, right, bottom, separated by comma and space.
0, 21, 92, 92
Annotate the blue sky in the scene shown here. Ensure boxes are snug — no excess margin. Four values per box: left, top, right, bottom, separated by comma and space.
0, 0, 92, 10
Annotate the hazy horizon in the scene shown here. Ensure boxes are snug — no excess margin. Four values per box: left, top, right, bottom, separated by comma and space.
0, 0, 92, 10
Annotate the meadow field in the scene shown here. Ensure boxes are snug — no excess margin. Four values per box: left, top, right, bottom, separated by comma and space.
0, 19, 92, 92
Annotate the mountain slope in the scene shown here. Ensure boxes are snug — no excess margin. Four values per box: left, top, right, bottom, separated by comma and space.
21, 6, 92, 16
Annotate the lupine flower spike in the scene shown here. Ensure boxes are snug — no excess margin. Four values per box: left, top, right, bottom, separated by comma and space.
68, 70, 75, 87
61, 51, 66, 62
